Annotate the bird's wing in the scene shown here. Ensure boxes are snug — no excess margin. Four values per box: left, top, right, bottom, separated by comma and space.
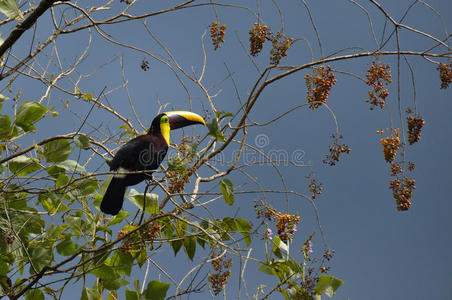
109, 137, 149, 171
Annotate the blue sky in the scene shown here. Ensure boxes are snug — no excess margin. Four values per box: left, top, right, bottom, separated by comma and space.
3, 0, 451, 299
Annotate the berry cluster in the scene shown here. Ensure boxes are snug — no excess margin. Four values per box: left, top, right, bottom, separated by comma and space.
305, 65, 337, 110
208, 252, 232, 295
117, 223, 161, 253
389, 177, 416, 211
210, 21, 227, 51
142, 222, 161, 241
438, 62, 452, 89
1, 230, 14, 244
117, 230, 133, 253
254, 200, 276, 221
249, 23, 271, 56
365, 62, 392, 109
167, 170, 191, 194
269, 33, 293, 65
323, 134, 351, 166
141, 59, 150, 71
379, 129, 400, 163
301, 249, 335, 297
407, 115, 425, 145
273, 212, 300, 242
306, 172, 323, 199
390, 162, 402, 176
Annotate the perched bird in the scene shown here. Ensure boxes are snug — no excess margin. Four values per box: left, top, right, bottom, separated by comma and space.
100, 111, 206, 215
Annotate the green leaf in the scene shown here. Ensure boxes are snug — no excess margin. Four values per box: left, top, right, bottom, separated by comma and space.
171, 240, 182, 256
222, 217, 237, 232
8, 155, 40, 176
125, 290, 139, 300
127, 189, 159, 215
219, 178, 234, 205
108, 211, 131, 226
0, 259, 9, 276
207, 118, 225, 142
39, 193, 67, 214
143, 281, 170, 300
91, 264, 120, 281
215, 111, 233, 120
110, 251, 133, 276
0, 0, 24, 20
25, 289, 44, 300
183, 236, 196, 261
315, 275, 344, 297
76, 178, 98, 196
0, 114, 11, 140
272, 235, 289, 256
74, 135, 91, 149
56, 173, 69, 187
0, 94, 9, 102
56, 238, 77, 256
14, 101, 47, 132
235, 217, 251, 246
257, 263, 275, 275
55, 160, 85, 173
103, 276, 129, 291
271, 236, 283, 259
81, 287, 101, 300
43, 139, 72, 163
28, 245, 53, 274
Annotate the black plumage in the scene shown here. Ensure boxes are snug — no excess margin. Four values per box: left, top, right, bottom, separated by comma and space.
100, 112, 205, 215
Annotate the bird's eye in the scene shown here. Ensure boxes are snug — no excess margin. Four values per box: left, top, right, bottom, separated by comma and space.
161, 115, 169, 124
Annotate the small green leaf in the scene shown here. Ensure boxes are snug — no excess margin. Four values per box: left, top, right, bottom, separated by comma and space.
74, 135, 91, 149
14, 101, 47, 132
171, 240, 182, 256
127, 189, 159, 215
56, 173, 69, 187
76, 178, 98, 196
136, 248, 147, 267
183, 236, 196, 261
207, 118, 225, 142
272, 235, 289, 255
110, 251, 133, 276
0, 0, 24, 20
315, 275, 344, 297
222, 217, 237, 232
108, 211, 131, 226
56, 238, 77, 256
28, 245, 53, 274
215, 111, 233, 120
219, 178, 234, 205
0, 114, 11, 140
8, 155, 40, 176
25, 289, 44, 300
81, 287, 101, 300
0, 94, 9, 102
125, 290, 139, 300
235, 218, 251, 246
257, 263, 275, 275
43, 139, 72, 163
103, 276, 129, 291
55, 160, 85, 173
91, 264, 119, 281
143, 281, 170, 300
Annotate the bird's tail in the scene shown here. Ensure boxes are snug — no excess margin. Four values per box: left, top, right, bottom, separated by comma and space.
100, 177, 127, 215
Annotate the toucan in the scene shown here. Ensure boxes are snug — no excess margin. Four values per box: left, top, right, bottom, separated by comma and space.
100, 111, 206, 215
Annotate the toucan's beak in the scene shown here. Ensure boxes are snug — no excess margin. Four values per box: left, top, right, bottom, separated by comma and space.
165, 111, 206, 130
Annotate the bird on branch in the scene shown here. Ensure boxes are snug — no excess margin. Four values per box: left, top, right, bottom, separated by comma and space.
100, 111, 206, 215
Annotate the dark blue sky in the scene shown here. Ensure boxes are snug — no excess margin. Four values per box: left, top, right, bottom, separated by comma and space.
4, 0, 451, 299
